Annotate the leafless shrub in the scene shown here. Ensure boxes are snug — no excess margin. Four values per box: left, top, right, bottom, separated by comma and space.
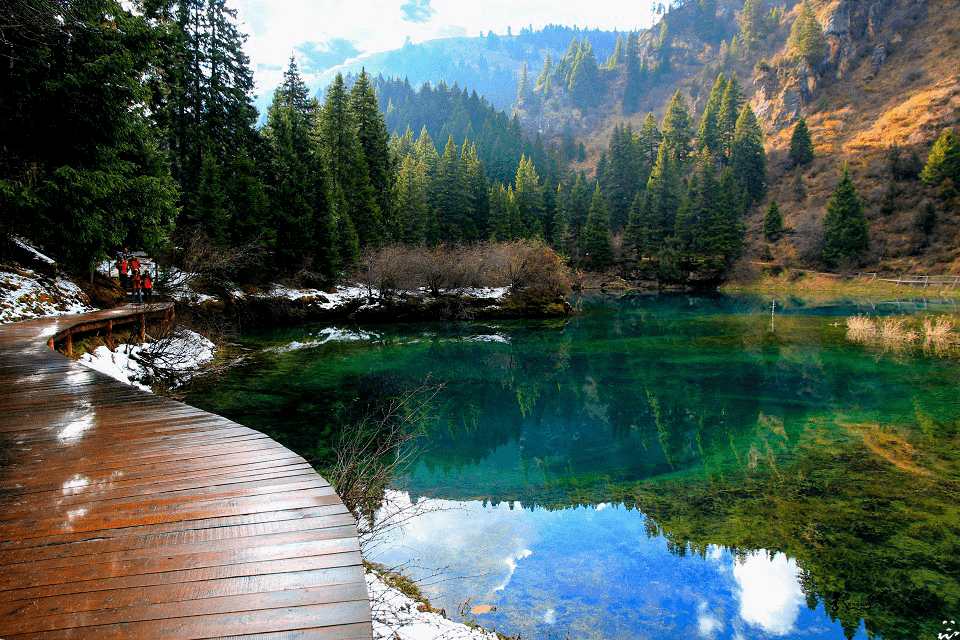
358, 244, 416, 300
353, 241, 571, 299
324, 381, 442, 547
156, 230, 267, 297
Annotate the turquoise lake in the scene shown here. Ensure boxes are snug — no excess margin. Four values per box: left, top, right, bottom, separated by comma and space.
185, 293, 960, 639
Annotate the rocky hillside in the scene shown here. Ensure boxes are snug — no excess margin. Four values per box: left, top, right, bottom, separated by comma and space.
525, 0, 960, 273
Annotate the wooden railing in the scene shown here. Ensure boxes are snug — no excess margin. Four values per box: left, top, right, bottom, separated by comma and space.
856, 273, 960, 288
48, 302, 174, 357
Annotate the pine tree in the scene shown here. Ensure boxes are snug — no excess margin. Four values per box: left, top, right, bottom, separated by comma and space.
789, 117, 815, 167
823, 166, 869, 267
624, 191, 649, 262
517, 61, 534, 106
718, 75, 744, 160
514, 155, 545, 237
730, 103, 766, 202
488, 183, 520, 241
0, 0, 177, 270
638, 113, 664, 176
661, 90, 694, 166
568, 38, 603, 112
432, 135, 473, 242
920, 129, 960, 190
583, 186, 613, 268
262, 86, 318, 272
696, 73, 726, 156
462, 142, 490, 239
320, 73, 380, 248
645, 140, 683, 250
764, 200, 784, 240
622, 33, 645, 115
789, 1, 826, 66
394, 154, 430, 244
739, 0, 769, 45
350, 70, 394, 240
535, 55, 553, 97
605, 124, 644, 231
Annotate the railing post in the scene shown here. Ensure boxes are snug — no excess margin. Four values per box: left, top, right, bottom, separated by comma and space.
139, 314, 146, 344
65, 331, 73, 358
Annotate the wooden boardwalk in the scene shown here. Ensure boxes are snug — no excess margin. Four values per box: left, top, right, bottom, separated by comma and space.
0, 305, 372, 639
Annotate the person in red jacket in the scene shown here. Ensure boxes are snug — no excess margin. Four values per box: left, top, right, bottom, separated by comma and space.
130, 269, 142, 303
142, 271, 154, 301
117, 257, 129, 290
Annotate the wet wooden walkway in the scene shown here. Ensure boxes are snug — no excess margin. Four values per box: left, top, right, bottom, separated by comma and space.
0, 304, 372, 639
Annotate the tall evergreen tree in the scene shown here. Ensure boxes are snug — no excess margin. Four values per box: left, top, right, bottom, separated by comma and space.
350, 70, 394, 240
432, 136, 473, 242
583, 186, 613, 268
604, 124, 644, 231
718, 76, 744, 160
730, 103, 766, 202
568, 38, 603, 111
394, 154, 430, 244
661, 90, 694, 167
696, 72, 726, 157
262, 83, 322, 273
638, 113, 664, 176
789, 1, 826, 66
462, 142, 490, 238
622, 32, 645, 115
822, 166, 869, 267
320, 73, 380, 247
789, 117, 815, 167
0, 0, 177, 270
517, 61, 534, 106
514, 155, 545, 237
645, 139, 683, 250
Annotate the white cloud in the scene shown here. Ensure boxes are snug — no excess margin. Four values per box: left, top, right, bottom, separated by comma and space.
232, 0, 656, 97
733, 551, 806, 635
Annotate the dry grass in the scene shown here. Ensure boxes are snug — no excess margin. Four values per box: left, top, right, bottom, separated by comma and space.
845, 313, 960, 355
922, 314, 956, 355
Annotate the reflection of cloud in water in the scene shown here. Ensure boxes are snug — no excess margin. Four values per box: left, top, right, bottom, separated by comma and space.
372, 491, 539, 600
697, 600, 723, 637
734, 550, 805, 635
494, 549, 532, 591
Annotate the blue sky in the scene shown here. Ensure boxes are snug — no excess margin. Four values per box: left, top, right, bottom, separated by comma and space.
233, 0, 658, 103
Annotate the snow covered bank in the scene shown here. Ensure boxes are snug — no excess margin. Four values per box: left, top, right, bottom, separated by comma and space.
367, 571, 501, 640
76, 330, 215, 392
0, 267, 95, 324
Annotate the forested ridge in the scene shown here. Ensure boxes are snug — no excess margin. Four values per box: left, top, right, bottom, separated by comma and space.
3, 0, 955, 287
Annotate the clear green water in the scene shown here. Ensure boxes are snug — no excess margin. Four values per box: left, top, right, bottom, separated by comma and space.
185, 293, 960, 640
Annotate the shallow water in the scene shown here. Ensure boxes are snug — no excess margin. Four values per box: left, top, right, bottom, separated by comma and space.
186, 293, 960, 639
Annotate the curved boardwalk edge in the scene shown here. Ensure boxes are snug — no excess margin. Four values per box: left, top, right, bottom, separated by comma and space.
0, 305, 372, 639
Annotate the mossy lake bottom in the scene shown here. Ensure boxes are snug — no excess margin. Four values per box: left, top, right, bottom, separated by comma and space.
185, 292, 960, 640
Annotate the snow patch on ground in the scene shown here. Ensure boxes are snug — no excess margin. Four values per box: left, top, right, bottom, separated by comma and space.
12, 236, 56, 265
273, 327, 381, 353
77, 330, 215, 392
367, 572, 500, 640
0, 268, 96, 323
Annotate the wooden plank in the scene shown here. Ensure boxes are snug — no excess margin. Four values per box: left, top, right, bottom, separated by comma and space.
5, 583, 371, 635
0, 306, 372, 639
4, 601, 373, 640
0, 566, 366, 620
